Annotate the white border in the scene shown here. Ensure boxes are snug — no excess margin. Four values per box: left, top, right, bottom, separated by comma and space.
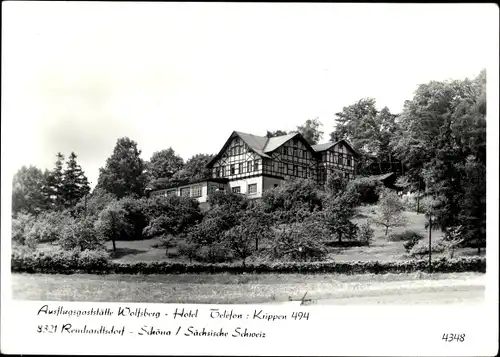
1, 3, 498, 356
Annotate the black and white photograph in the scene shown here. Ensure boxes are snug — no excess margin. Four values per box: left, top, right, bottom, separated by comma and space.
1, 2, 498, 355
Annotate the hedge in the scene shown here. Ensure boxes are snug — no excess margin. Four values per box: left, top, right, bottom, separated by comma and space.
323, 240, 369, 248
11, 250, 486, 275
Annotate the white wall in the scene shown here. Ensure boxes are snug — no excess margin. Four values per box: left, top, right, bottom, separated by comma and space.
228, 176, 263, 198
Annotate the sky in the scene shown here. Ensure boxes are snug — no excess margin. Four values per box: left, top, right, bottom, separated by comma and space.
2, 2, 497, 188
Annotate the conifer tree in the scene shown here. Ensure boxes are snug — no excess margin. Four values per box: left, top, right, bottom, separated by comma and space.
45, 153, 65, 209
62, 152, 91, 208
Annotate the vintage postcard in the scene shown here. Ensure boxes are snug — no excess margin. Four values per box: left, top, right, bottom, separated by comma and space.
1, 2, 498, 356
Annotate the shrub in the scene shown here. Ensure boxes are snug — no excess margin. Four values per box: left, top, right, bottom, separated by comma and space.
208, 191, 247, 208
189, 203, 242, 245
347, 176, 384, 204
262, 178, 324, 221
11, 248, 111, 274
270, 216, 328, 261
358, 221, 375, 245
117, 197, 149, 240
12, 254, 485, 274
143, 195, 202, 239
409, 239, 447, 257
60, 217, 105, 251
324, 189, 359, 242
373, 188, 407, 236
388, 230, 425, 242
177, 240, 198, 263
22, 210, 74, 248
195, 242, 233, 263
401, 193, 436, 213
11, 212, 35, 245
74, 188, 117, 219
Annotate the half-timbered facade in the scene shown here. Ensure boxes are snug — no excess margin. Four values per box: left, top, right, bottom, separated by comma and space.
312, 141, 357, 186
149, 131, 358, 202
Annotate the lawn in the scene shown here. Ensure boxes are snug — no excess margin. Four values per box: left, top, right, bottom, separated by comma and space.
11, 272, 485, 304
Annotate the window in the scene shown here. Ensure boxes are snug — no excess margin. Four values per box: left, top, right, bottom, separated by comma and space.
248, 183, 257, 194
279, 162, 284, 174
191, 185, 202, 198
287, 164, 293, 175
293, 148, 298, 157
283, 147, 288, 155
302, 150, 307, 158
346, 155, 352, 167
293, 165, 298, 176
167, 190, 176, 197
238, 163, 243, 174
180, 188, 190, 197
215, 168, 220, 178
232, 186, 241, 193
221, 166, 226, 177
247, 161, 253, 172
344, 172, 350, 179
237, 146, 241, 155
230, 164, 235, 175
208, 185, 218, 194
305, 167, 308, 177
338, 153, 344, 165
254, 160, 259, 171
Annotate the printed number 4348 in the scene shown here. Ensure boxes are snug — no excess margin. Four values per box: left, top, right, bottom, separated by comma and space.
442, 333, 465, 342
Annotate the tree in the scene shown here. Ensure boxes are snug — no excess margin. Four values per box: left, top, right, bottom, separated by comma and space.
60, 217, 104, 251
12, 166, 50, 215
96, 137, 147, 198
373, 188, 407, 236
262, 178, 324, 223
45, 153, 65, 209
266, 130, 288, 138
95, 201, 130, 252
148, 148, 184, 181
224, 202, 273, 263
297, 117, 323, 145
74, 187, 117, 219
324, 170, 347, 197
331, 99, 399, 175
323, 187, 359, 242
61, 152, 91, 208
392, 71, 486, 245
172, 153, 214, 182
270, 213, 328, 261
143, 196, 203, 255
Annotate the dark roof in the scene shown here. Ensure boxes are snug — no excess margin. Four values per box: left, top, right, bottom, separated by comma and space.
366, 172, 395, 181
263, 132, 300, 152
234, 131, 271, 158
207, 131, 359, 168
311, 139, 359, 157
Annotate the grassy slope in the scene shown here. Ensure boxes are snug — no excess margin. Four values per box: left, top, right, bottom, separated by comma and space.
11, 272, 485, 304
94, 205, 482, 263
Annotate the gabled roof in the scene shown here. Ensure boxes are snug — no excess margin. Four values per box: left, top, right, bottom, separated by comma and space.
311, 139, 360, 157
208, 131, 354, 168
369, 172, 395, 181
234, 131, 271, 158
263, 132, 300, 153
